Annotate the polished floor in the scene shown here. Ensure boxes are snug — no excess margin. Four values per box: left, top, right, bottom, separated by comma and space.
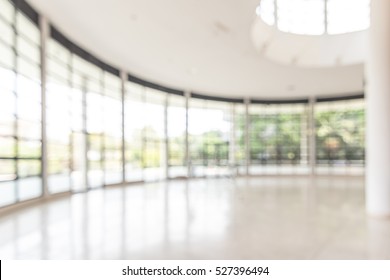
0, 176, 390, 259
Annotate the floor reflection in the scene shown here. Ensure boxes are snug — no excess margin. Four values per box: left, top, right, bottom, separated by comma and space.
0, 176, 389, 259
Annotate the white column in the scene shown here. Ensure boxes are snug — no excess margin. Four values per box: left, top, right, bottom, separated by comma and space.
229, 104, 236, 172
39, 16, 49, 197
120, 71, 127, 183
300, 105, 308, 167
185, 91, 191, 178
308, 97, 316, 175
366, 0, 390, 217
244, 98, 250, 176
163, 93, 169, 179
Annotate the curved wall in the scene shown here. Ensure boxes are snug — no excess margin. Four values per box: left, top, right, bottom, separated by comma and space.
0, 0, 365, 210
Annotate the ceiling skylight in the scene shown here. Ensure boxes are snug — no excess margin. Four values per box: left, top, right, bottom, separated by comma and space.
256, 0, 370, 35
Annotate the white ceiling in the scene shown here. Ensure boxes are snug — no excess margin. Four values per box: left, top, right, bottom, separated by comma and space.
27, 0, 364, 98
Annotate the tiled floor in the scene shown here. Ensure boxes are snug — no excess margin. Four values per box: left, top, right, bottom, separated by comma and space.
0, 176, 390, 259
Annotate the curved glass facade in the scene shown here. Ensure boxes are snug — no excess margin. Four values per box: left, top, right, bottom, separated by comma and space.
315, 98, 365, 174
249, 102, 309, 175
257, 0, 370, 35
0, 0, 42, 207
0, 0, 365, 209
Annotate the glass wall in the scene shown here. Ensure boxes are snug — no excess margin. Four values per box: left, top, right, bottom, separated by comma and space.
69, 53, 87, 192
46, 39, 74, 194
249, 102, 309, 175
72, 56, 104, 189
315, 98, 365, 174
233, 103, 247, 175
0, 0, 367, 210
144, 89, 166, 181
0, 0, 42, 207
102, 72, 122, 185
167, 94, 187, 178
189, 99, 232, 177
125, 82, 144, 182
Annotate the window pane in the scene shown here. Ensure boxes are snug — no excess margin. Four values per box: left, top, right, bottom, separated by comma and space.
0, 19, 14, 46
234, 104, 246, 175
48, 143, 70, 163
315, 99, 365, 174
278, 0, 325, 35
0, 42, 14, 69
168, 95, 186, 178
88, 134, 103, 188
18, 176, 42, 201
16, 12, 40, 45
0, 120, 14, 138
0, 0, 14, 24
47, 39, 78, 194
0, 89, 16, 118
103, 96, 122, 138
17, 101, 41, 123
70, 90, 83, 132
144, 88, 165, 181
0, 181, 16, 207
48, 58, 69, 80
48, 173, 70, 194
125, 82, 144, 182
17, 120, 41, 140
249, 103, 308, 175
87, 92, 103, 133
258, 0, 275, 26
17, 75, 41, 102
104, 129, 122, 186
0, 137, 15, 158
17, 36, 40, 64
17, 57, 40, 80
18, 159, 41, 177
71, 132, 86, 191
189, 99, 231, 177
48, 40, 70, 62
0, 159, 16, 181
18, 140, 41, 158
